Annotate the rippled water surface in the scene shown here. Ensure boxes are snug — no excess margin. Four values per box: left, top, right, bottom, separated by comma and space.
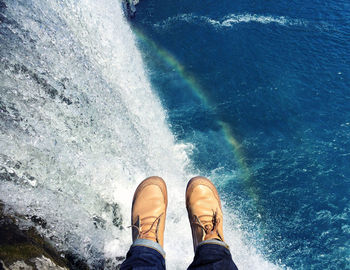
133, 0, 350, 268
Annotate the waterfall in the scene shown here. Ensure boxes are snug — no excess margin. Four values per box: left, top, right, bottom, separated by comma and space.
0, 0, 192, 267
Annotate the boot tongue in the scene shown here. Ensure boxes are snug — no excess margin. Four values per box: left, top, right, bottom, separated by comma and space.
201, 215, 222, 241
204, 224, 213, 233
140, 227, 157, 242
203, 224, 220, 241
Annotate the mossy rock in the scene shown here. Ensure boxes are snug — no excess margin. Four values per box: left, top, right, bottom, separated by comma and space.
0, 202, 89, 270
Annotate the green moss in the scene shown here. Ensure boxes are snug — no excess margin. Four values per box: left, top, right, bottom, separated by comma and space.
0, 244, 43, 266
0, 202, 68, 268
0, 201, 91, 269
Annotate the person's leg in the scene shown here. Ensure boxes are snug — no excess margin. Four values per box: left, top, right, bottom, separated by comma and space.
188, 240, 238, 269
120, 242, 165, 270
186, 176, 238, 270
120, 176, 168, 270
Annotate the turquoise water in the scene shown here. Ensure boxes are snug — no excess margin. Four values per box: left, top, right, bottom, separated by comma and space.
0, 0, 349, 269
132, 0, 350, 268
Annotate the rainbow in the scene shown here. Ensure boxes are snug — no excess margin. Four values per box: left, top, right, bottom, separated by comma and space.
133, 27, 261, 212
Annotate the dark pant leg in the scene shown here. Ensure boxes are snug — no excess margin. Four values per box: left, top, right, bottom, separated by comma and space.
187, 243, 238, 270
120, 246, 166, 270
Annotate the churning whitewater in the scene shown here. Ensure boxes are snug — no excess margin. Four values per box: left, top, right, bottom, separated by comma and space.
0, 0, 279, 269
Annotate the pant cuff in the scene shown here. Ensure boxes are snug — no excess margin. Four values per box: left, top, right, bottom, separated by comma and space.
132, 238, 166, 258
197, 239, 230, 250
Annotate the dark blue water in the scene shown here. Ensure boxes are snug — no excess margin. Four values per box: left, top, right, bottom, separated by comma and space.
132, 0, 350, 268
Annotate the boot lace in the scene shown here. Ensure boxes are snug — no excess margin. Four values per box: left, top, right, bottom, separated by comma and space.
191, 210, 223, 242
131, 213, 163, 243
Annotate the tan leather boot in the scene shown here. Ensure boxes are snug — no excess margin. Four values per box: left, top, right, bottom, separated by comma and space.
131, 176, 167, 247
186, 176, 225, 251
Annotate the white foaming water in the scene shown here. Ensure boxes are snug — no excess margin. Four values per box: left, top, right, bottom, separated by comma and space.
153, 13, 306, 29
0, 0, 280, 269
